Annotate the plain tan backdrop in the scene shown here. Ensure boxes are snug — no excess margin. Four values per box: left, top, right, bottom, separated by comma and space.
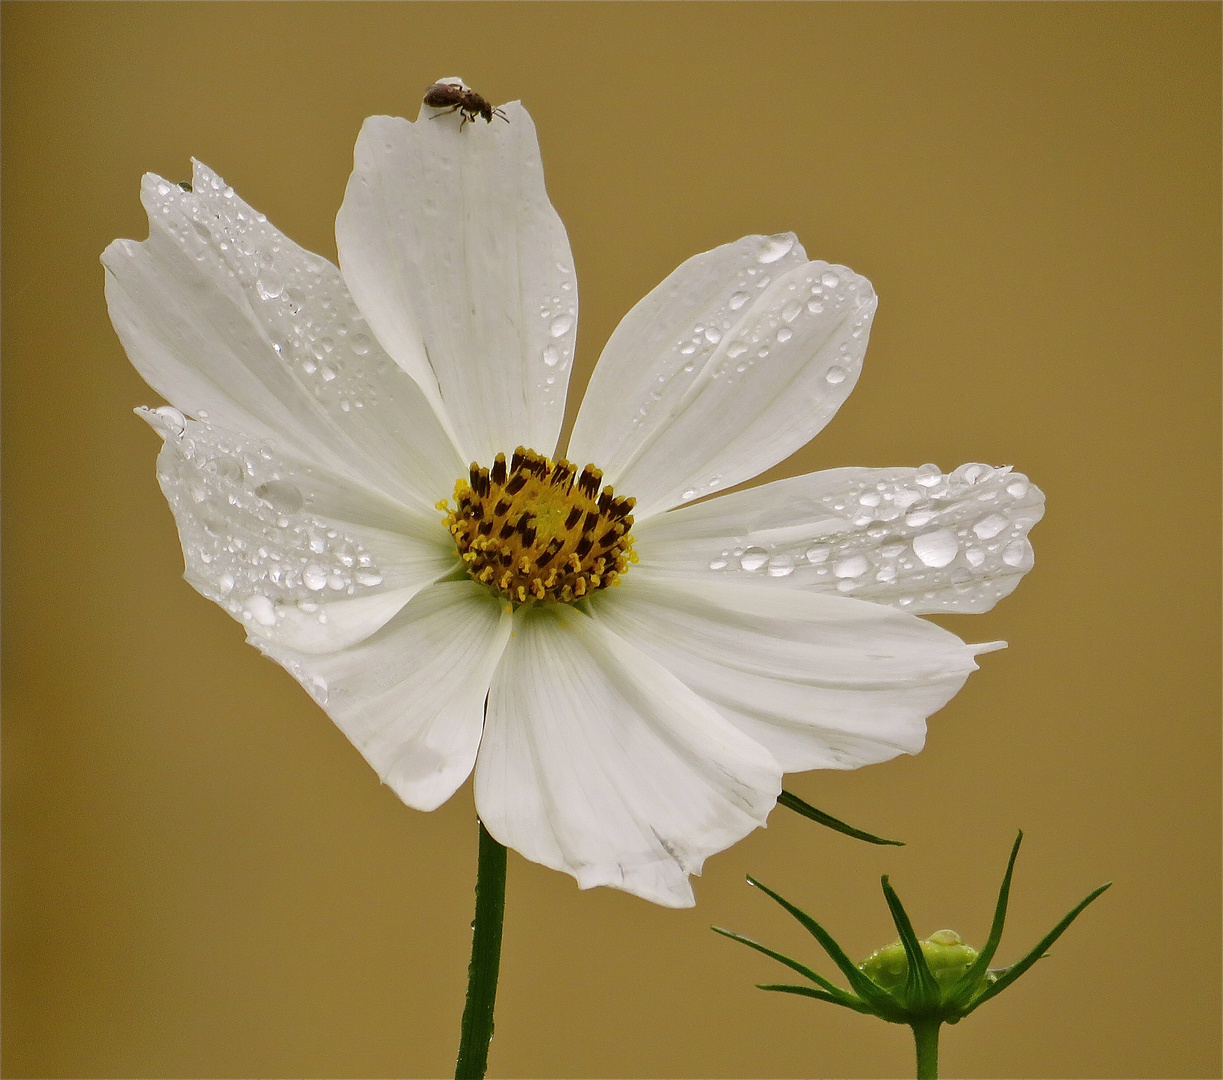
2, 3, 1219, 1078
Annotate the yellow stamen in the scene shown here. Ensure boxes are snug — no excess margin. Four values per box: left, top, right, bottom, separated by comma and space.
440, 446, 636, 605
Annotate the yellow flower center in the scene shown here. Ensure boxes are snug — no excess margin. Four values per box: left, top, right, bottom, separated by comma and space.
440, 446, 637, 604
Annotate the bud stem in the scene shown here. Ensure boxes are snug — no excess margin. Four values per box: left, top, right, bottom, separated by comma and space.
912, 1019, 941, 1079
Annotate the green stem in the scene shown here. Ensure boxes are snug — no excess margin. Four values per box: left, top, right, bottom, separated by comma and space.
911, 1019, 941, 1079
454, 820, 507, 1080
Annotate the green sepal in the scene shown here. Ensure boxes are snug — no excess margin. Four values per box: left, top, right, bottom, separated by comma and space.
881, 876, 942, 1010
961, 880, 1112, 1016
946, 831, 1022, 1010
746, 876, 905, 1019
777, 789, 904, 846
757, 983, 875, 1015
711, 926, 855, 1003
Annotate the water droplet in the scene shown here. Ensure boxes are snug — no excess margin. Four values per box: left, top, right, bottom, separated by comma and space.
704, 326, 722, 344
708, 556, 729, 571
256, 271, 284, 300
781, 300, 803, 323
217, 573, 236, 595
952, 462, 993, 486
303, 565, 328, 591
254, 480, 303, 515
739, 547, 769, 571
153, 405, 186, 435
244, 594, 277, 627
550, 314, 573, 338
767, 553, 795, 577
320, 366, 337, 382
1006, 477, 1030, 498
757, 234, 795, 264
912, 529, 959, 568
859, 491, 882, 507
776, 327, 793, 343
876, 565, 897, 583
821, 271, 841, 288
680, 343, 697, 355
915, 463, 943, 487
833, 554, 869, 578
543, 344, 561, 366
302, 359, 318, 375
805, 544, 830, 564
355, 571, 384, 587
825, 366, 847, 385
807, 299, 824, 314
966, 547, 986, 567
351, 333, 371, 355
950, 566, 973, 592
972, 513, 1008, 539
728, 291, 750, 311
680, 489, 697, 501
727, 342, 749, 359
1002, 539, 1033, 568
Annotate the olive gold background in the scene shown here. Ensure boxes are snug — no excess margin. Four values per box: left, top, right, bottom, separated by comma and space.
3, 3, 1219, 1078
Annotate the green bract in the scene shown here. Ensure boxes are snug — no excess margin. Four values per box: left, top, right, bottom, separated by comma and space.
713, 832, 1110, 1079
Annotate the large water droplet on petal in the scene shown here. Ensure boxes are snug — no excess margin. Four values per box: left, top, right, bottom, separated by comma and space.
833, 554, 869, 578
972, 513, 1008, 539
739, 547, 768, 571
757, 234, 795, 264
254, 480, 303, 515
550, 314, 573, 338
1002, 538, 1033, 568
767, 552, 795, 577
912, 529, 959, 568
915, 463, 943, 487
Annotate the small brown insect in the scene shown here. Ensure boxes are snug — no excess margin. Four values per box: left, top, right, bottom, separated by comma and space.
422, 81, 509, 129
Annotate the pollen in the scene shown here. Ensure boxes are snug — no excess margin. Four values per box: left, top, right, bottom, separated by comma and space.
441, 447, 637, 604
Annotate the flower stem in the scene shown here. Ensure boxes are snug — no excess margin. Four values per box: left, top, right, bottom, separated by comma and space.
911, 1019, 941, 1080
454, 820, 507, 1080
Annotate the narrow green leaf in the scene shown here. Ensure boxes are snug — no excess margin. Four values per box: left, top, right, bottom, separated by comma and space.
962, 881, 1112, 1015
712, 926, 856, 1002
777, 790, 905, 846
746, 876, 901, 1016
881, 875, 941, 1008
758, 983, 876, 1015
947, 831, 1023, 1009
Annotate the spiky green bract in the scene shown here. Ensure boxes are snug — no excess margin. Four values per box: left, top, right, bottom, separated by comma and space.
713, 831, 1111, 1079
777, 790, 904, 846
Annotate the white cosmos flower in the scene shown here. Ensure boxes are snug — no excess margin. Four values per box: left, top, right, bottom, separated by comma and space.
103, 89, 1043, 908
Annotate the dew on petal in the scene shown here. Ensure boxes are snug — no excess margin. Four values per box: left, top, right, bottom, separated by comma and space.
153, 405, 187, 435
766, 552, 795, 577
915, 463, 943, 487
550, 314, 574, 338
244, 594, 277, 626
825, 365, 847, 385
543, 345, 561, 366
912, 529, 959, 568
820, 271, 840, 288
739, 547, 769, 571
1002, 538, 1033, 567
833, 554, 869, 578
254, 480, 303, 515
805, 544, 830, 564
972, 513, 1008, 539
728, 291, 750, 311
757, 234, 795, 264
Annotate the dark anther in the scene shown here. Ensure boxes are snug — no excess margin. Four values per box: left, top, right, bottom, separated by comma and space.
505, 474, 527, 496
511, 448, 525, 472
498, 520, 517, 539
477, 519, 494, 536
494, 497, 512, 516
575, 536, 595, 558
565, 507, 583, 530
491, 454, 507, 485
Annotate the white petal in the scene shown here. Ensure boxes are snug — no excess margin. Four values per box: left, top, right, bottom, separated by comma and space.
591, 576, 989, 772
567, 237, 873, 519
475, 603, 780, 907
143, 409, 458, 653
258, 582, 512, 812
568, 232, 809, 478
336, 103, 577, 466
634, 464, 1044, 614
104, 163, 464, 521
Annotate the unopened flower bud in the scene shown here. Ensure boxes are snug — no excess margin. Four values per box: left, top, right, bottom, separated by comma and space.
861, 930, 993, 996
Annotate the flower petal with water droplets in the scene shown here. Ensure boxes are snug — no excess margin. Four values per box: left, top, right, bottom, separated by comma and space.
568, 243, 874, 520
567, 233, 809, 483
336, 103, 577, 466
590, 576, 989, 772
634, 464, 1044, 614
143, 409, 458, 653
103, 163, 465, 522
257, 581, 513, 812
474, 603, 781, 908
